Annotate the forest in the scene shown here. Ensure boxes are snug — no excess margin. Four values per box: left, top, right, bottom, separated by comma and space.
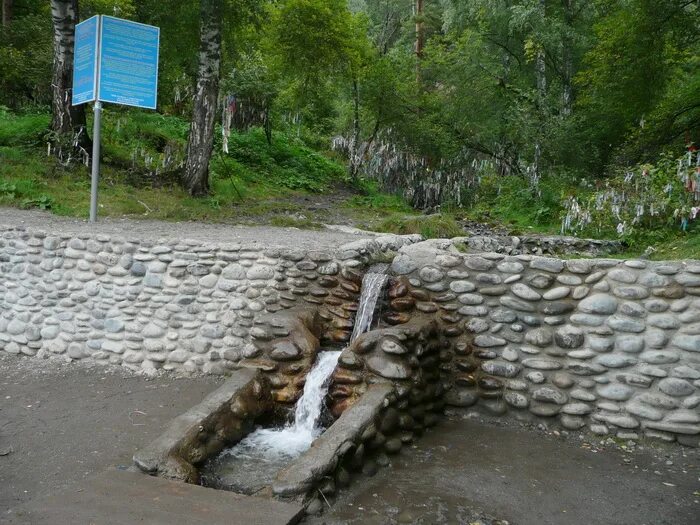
0, 0, 698, 257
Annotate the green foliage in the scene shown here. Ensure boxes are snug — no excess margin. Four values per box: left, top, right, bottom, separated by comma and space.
346, 179, 413, 212
220, 128, 346, 192
0, 111, 50, 147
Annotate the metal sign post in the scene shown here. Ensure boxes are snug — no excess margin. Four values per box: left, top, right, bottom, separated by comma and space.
72, 15, 160, 223
89, 101, 102, 223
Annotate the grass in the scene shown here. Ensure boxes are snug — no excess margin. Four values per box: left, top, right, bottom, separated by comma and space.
463, 172, 572, 235
369, 213, 465, 239
0, 108, 424, 226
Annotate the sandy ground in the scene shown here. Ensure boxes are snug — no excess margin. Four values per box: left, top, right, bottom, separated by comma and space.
0, 207, 374, 249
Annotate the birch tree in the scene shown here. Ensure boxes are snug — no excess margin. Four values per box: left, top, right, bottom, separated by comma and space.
50, 0, 89, 161
183, 0, 222, 196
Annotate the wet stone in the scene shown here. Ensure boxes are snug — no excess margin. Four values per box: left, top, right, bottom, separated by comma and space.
366, 355, 412, 379
270, 341, 302, 361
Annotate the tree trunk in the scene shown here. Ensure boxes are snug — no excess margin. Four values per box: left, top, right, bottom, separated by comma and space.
535, 0, 547, 106
533, 0, 546, 179
2, 0, 12, 28
183, 0, 222, 196
414, 0, 424, 83
350, 78, 361, 179
50, 0, 89, 161
561, 0, 573, 117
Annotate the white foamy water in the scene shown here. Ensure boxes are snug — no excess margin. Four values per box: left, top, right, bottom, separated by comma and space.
221, 267, 388, 461
226, 350, 341, 460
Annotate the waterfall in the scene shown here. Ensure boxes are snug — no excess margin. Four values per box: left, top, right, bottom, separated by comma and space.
350, 265, 389, 342
221, 266, 388, 461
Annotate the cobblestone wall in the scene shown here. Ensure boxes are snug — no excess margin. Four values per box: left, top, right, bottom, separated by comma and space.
0, 226, 417, 375
382, 241, 700, 445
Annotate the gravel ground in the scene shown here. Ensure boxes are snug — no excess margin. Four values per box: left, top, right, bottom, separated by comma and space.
0, 353, 223, 519
0, 207, 375, 249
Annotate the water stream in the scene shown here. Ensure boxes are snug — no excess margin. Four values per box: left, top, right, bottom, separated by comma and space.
201, 266, 388, 493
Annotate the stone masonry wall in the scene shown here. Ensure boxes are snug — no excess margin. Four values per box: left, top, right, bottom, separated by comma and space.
384, 241, 700, 445
0, 226, 418, 376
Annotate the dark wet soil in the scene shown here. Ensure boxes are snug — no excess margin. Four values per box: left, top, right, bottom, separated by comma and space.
306, 414, 699, 525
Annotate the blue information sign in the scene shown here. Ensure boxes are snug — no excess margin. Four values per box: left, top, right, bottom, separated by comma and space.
71, 15, 160, 222
72, 15, 99, 105
98, 16, 160, 109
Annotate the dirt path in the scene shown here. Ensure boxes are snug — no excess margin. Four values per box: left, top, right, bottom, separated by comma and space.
0, 353, 223, 518
0, 207, 375, 249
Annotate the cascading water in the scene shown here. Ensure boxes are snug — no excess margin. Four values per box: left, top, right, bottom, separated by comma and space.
201, 266, 388, 493
225, 350, 342, 462
350, 264, 389, 342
